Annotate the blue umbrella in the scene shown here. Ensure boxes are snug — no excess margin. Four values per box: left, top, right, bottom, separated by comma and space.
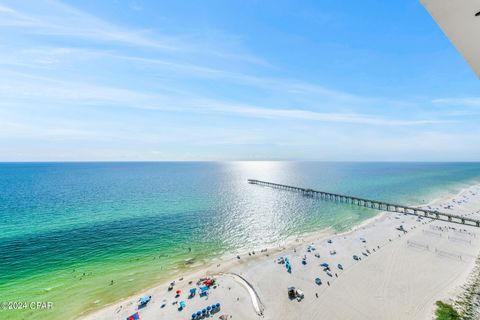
138, 295, 151, 305
207, 306, 212, 311
196, 311, 202, 317
202, 308, 207, 313
216, 303, 221, 308
211, 304, 217, 309
192, 313, 197, 319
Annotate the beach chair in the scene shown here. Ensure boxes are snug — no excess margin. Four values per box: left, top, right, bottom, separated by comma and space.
200, 286, 209, 297
179, 301, 186, 310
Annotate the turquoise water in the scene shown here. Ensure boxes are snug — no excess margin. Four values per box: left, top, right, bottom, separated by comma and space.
1, 162, 480, 319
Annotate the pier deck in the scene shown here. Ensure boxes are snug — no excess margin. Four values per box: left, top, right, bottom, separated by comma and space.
248, 179, 480, 228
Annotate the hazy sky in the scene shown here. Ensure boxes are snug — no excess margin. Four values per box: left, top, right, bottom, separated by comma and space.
0, 0, 479, 161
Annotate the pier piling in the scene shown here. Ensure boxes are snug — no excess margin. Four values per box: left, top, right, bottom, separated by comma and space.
248, 179, 480, 228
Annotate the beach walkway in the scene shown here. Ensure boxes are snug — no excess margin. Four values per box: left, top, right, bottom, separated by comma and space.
218, 273, 264, 316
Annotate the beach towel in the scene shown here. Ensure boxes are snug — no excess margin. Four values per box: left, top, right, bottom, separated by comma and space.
126, 312, 140, 320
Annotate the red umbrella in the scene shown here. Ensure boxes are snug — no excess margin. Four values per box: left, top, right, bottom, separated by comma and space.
204, 279, 214, 286
175, 289, 181, 294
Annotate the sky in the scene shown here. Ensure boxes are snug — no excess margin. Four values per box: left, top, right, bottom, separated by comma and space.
0, 0, 479, 161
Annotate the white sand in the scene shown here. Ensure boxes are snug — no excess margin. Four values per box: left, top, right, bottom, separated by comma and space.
80, 183, 480, 320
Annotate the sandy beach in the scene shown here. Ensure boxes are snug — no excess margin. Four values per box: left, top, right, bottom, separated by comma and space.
80, 183, 480, 320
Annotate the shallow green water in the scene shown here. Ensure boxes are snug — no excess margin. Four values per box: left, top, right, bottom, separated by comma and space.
1, 162, 480, 319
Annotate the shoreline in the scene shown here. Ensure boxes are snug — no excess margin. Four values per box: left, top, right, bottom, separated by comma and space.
80, 181, 480, 320
77, 206, 386, 319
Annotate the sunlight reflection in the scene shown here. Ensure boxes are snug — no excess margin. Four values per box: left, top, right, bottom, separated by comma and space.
218, 161, 297, 250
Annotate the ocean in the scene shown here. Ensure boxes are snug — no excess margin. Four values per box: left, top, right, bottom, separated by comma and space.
1, 161, 480, 319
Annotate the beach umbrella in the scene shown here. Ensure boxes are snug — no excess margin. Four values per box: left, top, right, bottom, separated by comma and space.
204, 279, 214, 286
196, 311, 202, 317
216, 303, 221, 308
138, 295, 151, 306
202, 308, 207, 313
126, 312, 140, 320
192, 313, 197, 319
207, 306, 212, 311
176, 289, 181, 294
211, 304, 216, 309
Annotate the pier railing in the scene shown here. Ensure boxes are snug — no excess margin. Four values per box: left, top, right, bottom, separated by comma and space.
248, 179, 480, 228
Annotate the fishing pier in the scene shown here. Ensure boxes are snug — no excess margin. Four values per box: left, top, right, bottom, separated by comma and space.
248, 179, 480, 228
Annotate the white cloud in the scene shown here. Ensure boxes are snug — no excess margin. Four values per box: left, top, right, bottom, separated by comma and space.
208, 103, 448, 126
433, 98, 480, 107
0, 0, 182, 50
0, 69, 447, 127
0, 0, 475, 161
0, 0, 269, 66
